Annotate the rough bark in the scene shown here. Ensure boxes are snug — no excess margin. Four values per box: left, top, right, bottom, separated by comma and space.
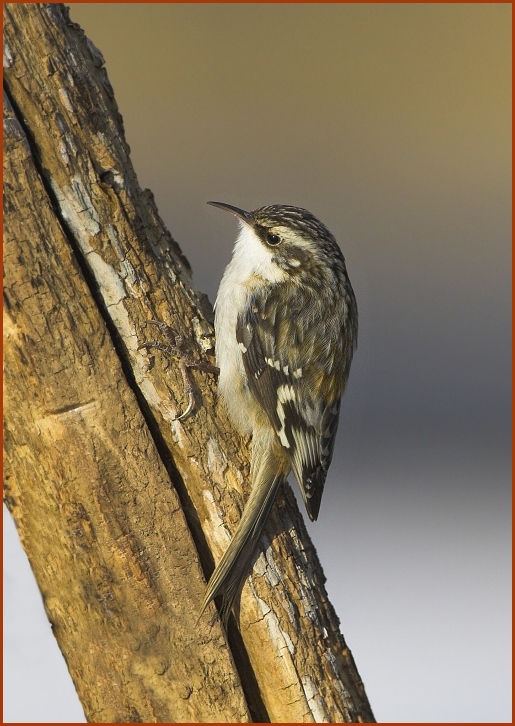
3, 4, 375, 723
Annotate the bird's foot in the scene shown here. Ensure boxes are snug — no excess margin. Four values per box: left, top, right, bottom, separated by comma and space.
138, 320, 219, 420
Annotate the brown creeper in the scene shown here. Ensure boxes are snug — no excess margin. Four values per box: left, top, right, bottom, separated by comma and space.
202, 202, 358, 623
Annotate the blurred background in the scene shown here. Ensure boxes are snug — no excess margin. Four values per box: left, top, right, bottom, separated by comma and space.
4, 3, 511, 722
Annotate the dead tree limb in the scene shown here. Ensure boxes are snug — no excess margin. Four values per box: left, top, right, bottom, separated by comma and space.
3, 4, 375, 722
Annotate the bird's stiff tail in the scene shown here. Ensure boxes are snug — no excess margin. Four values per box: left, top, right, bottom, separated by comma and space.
200, 463, 286, 625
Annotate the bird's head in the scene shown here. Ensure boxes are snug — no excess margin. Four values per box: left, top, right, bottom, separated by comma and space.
208, 201, 346, 285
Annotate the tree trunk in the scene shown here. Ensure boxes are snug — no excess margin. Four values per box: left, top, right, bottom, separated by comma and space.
3, 4, 375, 723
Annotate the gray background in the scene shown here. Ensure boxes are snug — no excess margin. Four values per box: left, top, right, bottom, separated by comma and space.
4, 3, 511, 722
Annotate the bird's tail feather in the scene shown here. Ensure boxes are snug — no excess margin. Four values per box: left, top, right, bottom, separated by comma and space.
200, 467, 285, 625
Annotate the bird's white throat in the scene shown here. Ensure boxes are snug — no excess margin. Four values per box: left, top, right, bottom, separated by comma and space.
226, 223, 287, 286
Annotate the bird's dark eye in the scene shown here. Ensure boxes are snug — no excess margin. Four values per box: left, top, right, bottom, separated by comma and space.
266, 232, 281, 246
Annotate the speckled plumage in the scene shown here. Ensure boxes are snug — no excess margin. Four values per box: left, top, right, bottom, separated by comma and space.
201, 202, 357, 623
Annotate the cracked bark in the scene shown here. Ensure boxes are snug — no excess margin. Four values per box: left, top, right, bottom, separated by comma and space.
3, 3, 375, 723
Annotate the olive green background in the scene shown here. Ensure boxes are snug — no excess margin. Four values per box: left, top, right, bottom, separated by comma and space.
5, 3, 511, 722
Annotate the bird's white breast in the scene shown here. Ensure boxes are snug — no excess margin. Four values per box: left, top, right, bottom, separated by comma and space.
214, 223, 286, 434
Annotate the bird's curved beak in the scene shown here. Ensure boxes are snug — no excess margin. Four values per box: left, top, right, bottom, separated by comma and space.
207, 201, 253, 224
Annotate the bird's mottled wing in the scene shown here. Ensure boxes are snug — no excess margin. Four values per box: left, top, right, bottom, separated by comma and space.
236, 285, 347, 521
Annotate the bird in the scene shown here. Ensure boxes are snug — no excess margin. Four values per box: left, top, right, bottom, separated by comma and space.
201, 201, 358, 624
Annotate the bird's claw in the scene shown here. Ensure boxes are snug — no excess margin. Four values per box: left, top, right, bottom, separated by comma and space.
138, 319, 218, 421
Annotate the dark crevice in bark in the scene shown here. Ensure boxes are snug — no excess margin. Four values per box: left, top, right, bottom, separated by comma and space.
227, 619, 270, 723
